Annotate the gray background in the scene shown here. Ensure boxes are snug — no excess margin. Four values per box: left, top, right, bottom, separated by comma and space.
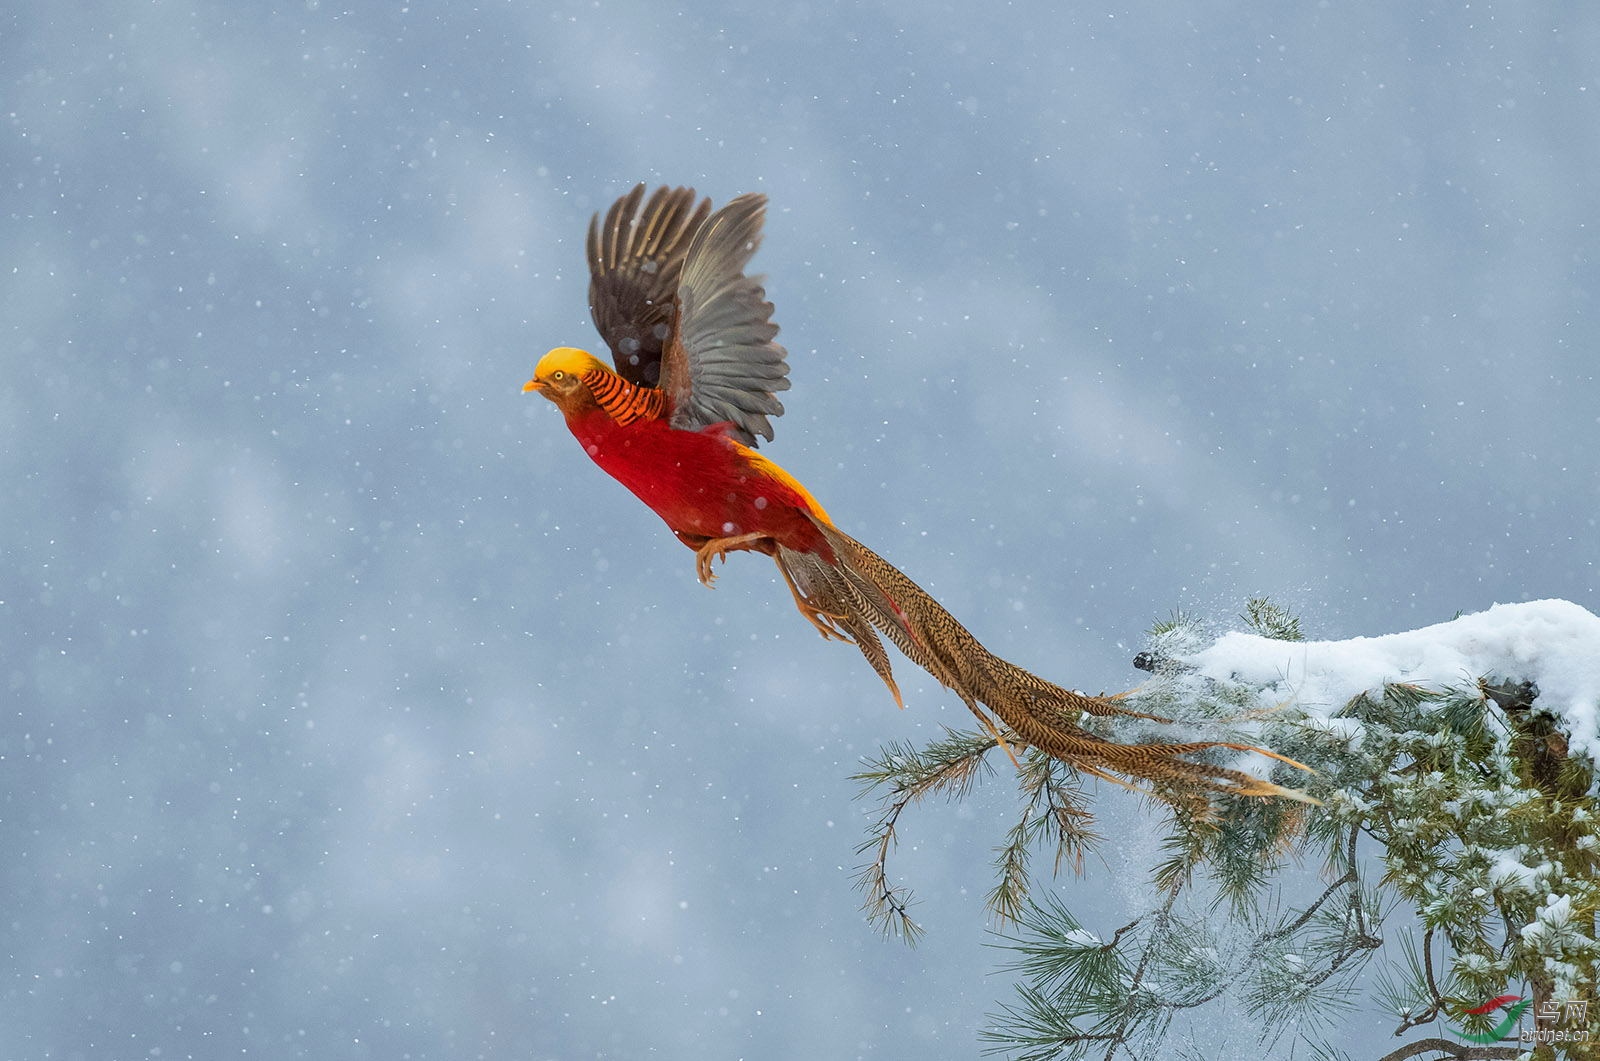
6, 2, 1596, 1058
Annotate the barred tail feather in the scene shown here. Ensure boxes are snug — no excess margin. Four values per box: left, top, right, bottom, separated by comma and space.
777, 518, 1314, 804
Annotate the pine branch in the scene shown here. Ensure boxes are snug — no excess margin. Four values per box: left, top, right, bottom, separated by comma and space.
979, 983, 1121, 1060
1259, 866, 1358, 947
852, 790, 925, 944
989, 810, 1040, 928
988, 751, 1104, 925
1374, 1039, 1522, 1061
990, 894, 1135, 1002
851, 728, 998, 941
1101, 889, 1181, 1057
1391, 927, 1449, 1035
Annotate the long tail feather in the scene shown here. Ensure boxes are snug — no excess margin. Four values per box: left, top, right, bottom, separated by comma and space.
777, 519, 1315, 805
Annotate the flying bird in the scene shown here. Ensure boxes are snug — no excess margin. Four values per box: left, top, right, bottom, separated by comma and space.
525, 184, 1309, 803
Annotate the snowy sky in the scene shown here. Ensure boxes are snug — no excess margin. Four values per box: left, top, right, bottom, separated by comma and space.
6, 2, 1599, 1058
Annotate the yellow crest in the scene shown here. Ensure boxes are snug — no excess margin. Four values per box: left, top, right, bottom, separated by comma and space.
534, 346, 607, 380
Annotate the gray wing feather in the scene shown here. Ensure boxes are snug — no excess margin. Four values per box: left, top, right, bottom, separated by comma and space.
662, 193, 791, 445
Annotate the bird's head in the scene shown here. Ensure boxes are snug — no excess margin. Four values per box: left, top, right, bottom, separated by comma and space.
523, 347, 606, 413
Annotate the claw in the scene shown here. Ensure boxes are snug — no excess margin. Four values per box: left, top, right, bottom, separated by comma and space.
695, 549, 719, 587
693, 532, 768, 588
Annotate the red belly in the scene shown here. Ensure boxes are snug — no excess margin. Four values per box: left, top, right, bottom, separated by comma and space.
567, 412, 832, 557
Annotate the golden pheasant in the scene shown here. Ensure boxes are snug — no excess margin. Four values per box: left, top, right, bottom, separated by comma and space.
525, 184, 1309, 802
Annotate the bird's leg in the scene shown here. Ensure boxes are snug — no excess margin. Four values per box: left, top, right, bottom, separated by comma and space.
693, 532, 769, 586
771, 554, 852, 642
673, 531, 712, 552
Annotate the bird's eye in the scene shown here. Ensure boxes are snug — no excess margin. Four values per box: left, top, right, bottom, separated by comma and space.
552, 370, 565, 380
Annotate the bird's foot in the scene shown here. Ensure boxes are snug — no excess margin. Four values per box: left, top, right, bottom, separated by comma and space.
693, 533, 767, 587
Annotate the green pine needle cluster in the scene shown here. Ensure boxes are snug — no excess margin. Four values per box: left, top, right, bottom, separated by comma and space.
1241, 597, 1305, 642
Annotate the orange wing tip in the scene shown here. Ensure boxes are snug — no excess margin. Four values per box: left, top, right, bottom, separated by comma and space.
993, 731, 1021, 769
1203, 741, 1318, 776
1251, 782, 1322, 806
971, 716, 1021, 768
1257, 748, 1318, 775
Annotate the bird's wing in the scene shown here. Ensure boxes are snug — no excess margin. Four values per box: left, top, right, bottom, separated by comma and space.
586, 184, 711, 387
660, 193, 790, 446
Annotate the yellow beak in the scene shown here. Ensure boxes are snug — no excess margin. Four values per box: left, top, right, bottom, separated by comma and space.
522, 378, 544, 393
